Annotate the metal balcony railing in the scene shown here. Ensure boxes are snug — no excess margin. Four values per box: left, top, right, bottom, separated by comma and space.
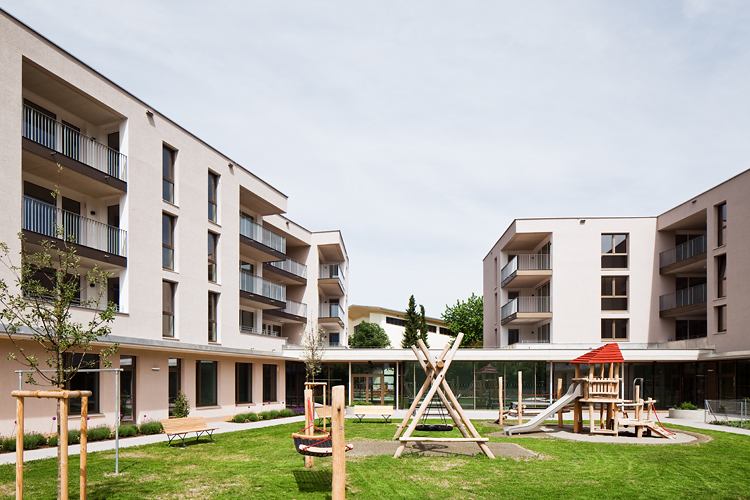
281, 299, 307, 318
22, 104, 127, 181
501, 297, 551, 321
239, 214, 286, 254
319, 303, 345, 322
269, 258, 307, 278
23, 196, 127, 257
319, 264, 345, 291
239, 270, 286, 302
660, 283, 707, 311
501, 254, 551, 286
659, 235, 707, 268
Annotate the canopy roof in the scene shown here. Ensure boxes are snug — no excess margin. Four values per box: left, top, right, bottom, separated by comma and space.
571, 343, 624, 364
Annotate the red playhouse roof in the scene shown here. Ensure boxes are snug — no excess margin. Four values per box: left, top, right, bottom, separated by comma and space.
571, 343, 624, 364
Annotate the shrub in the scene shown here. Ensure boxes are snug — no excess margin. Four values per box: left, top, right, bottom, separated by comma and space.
355, 401, 374, 406
232, 414, 247, 423
268, 410, 280, 420
117, 424, 138, 438
173, 391, 190, 419
247, 413, 259, 422
139, 421, 163, 435
1, 433, 47, 452
87, 426, 111, 442
279, 409, 293, 418
674, 402, 698, 411
259, 411, 271, 421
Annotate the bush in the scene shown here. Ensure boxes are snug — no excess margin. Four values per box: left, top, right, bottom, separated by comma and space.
117, 424, 138, 438
173, 391, 190, 419
139, 421, 163, 435
268, 410, 280, 420
1, 433, 47, 452
232, 414, 247, 423
87, 426, 111, 442
247, 413, 259, 422
279, 409, 293, 418
259, 411, 271, 421
674, 402, 698, 411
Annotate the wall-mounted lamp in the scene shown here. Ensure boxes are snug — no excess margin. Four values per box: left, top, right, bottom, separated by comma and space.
692, 199, 697, 204
151, 367, 160, 371
146, 110, 154, 117
90, 211, 96, 216
90, 283, 95, 288
579, 219, 586, 224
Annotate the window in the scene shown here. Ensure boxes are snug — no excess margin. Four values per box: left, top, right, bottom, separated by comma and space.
162, 213, 175, 269
601, 234, 628, 268
717, 305, 727, 333
120, 356, 135, 422
208, 292, 218, 342
601, 319, 628, 340
427, 325, 437, 333
717, 203, 727, 247
168, 358, 181, 417
163, 146, 175, 203
676, 320, 707, 340
386, 316, 405, 327
208, 232, 218, 282
163, 281, 175, 337
240, 310, 255, 333
601, 276, 628, 311
717, 254, 727, 298
263, 364, 277, 402
439, 327, 453, 335
196, 360, 218, 406
538, 323, 550, 343
208, 171, 218, 222
108, 277, 120, 312
330, 332, 340, 346
262, 324, 282, 337
236, 363, 252, 404
508, 329, 519, 345
65, 354, 99, 414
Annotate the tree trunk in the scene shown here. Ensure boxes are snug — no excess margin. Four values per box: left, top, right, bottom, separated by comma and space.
57, 398, 62, 500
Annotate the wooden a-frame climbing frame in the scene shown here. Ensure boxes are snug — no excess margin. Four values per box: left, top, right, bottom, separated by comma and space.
392, 332, 495, 459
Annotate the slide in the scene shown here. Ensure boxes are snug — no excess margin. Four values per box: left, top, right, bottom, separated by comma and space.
504, 382, 583, 436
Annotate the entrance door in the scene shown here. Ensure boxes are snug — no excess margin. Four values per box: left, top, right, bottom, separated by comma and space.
352, 374, 385, 404
61, 197, 81, 244
108, 205, 120, 255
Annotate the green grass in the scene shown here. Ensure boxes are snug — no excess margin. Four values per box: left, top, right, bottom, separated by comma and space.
1, 420, 749, 499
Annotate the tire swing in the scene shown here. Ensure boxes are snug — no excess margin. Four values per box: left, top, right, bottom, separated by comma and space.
414, 400, 453, 432
292, 397, 353, 457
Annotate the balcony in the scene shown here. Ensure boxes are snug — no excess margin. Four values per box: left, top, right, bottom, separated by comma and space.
239, 214, 286, 263
659, 283, 707, 317
264, 299, 308, 323
319, 303, 345, 328
22, 105, 127, 192
501, 254, 552, 288
501, 297, 552, 325
22, 196, 127, 267
263, 258, 307, 285
319, 264, 345, 296
659, 235, 707, 274
239, 270, 286, 310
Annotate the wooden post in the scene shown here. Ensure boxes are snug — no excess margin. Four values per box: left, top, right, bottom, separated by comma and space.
16, 396, 23, 500
557, 378, 564, 428
497, 377, 503, 426
61, 397, 69, 500
573, 365, 582, 433
304, 389, 314, 469
80, 396, 88, 500
517, 371, 523, 424
331, 385, 345, 500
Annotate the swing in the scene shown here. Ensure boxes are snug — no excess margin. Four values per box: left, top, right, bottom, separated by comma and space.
292, 398, 353, 457
414, 399, 453, 432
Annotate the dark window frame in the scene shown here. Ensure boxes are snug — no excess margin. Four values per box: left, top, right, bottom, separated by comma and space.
196, 360, 218, 407
601, 318, 628, 340
208, 171, 219, 222
208, 232, 218, 282
235, 362, 253, 404
601, 234, 628, 269
162, 213, 175, 270
717, 254, 727, 298
208, 292, 219, 343
717, 203, 727, 247
601, 276, 628, 311
163, 280, 175, 338
65, 354, 100, 414
717, 305, 727, 333
263, 363, 278, 402
163, 146, 176, 203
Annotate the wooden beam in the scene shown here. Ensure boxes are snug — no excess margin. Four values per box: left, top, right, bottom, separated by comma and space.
304, 389, 314, 469
399, 437, 490, 442
331, 385, 345, 500
15, 396, 23, 500
393, 346, 436, 440
80, 396, 88, 500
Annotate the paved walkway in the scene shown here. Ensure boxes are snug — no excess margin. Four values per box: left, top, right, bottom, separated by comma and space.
2, 410, 747, 465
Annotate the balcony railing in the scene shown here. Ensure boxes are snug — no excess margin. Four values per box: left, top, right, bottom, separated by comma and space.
659, 235, 707, 268
239, 270, 286, 302
240, 324, 284, 337
319, 264, 345, 291
501, 297, 551, 321
501, 254, 551, 286
319, 303, 345, 323
659, 283, 707, 311
23, 104, 127, 181
23, 196, 127, 257
239, 214, 286, 254
269, 258, 307, 278
281, 299, 307, 318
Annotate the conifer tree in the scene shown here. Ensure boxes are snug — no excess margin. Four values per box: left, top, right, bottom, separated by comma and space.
401, 295, 421, 348
419, 304, 430, 348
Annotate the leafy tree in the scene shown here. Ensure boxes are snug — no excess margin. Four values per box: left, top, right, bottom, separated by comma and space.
442, 293, 483, 347
301, 323, 326, 381
418, 305, 430, 348
401, 295, 421, 348
348, 321, 391, 348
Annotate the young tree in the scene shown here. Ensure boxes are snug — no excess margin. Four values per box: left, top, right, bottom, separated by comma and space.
301, 322, 326, 382
418, 304, 430, 348
442, 293, 484, 347
348, 321, 391, 348
401, 295, 421, 348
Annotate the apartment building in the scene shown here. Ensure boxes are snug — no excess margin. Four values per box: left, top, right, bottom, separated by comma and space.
348, 305, 454, 349
483, 169, 750, 406
0, 9, 348, 435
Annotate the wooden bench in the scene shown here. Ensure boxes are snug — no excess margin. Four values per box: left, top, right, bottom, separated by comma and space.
161, 416, 220, 447
315, 406, 333, 425
352, 405, 394, 423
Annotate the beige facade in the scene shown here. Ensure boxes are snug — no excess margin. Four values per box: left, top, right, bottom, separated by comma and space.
0, 9, 348, 435
348, 305, 453, 349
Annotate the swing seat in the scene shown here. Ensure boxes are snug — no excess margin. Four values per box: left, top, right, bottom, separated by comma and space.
292, 432, 330, 456
298, 443, 354, 456
415, 424, 453, 432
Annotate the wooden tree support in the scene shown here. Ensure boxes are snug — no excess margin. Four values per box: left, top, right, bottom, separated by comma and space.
392, 333, 494, 459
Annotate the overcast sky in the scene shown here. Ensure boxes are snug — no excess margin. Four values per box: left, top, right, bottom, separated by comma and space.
5, 1, 750, 316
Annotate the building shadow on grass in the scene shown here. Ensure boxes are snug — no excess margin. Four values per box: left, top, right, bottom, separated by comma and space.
292, 469, 332, 492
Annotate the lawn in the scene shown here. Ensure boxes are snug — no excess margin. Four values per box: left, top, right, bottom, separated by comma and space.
1, 420, 749, 499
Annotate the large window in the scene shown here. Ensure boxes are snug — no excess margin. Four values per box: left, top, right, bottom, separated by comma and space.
717, 305, 727, 333
508, 329, 519, 345
208, 292, 218, 342
240, 310, 255, 333
66, 354, 99, 414
236, 363, 252, 404
601, 276, 628, 311
601, 234, 628, 269
601, 319, 628, 340
163, 146, 175, 203
208, 232, 218, 282
717, 254, 727, 298
196, 360, 217, 406
168, 358, 181, 417
162, 213, 175, 270
717, 203, 727, 247
120, 355, 135, 422
263, 364, 277, 402
676, 320, 707, 340
538, 323, 550, 343
163, 281, 175, 337
208, 171, 218, 222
